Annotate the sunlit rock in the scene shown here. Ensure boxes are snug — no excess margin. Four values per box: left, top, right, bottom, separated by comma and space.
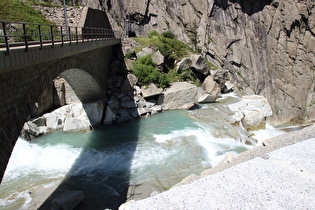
141, 83, 163, 98
158, 82, 198, 110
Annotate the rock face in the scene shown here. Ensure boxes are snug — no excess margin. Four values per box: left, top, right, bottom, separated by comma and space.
100, 0, 315, 123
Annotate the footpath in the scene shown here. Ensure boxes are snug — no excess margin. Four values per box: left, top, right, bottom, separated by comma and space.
120, 125, 315, 209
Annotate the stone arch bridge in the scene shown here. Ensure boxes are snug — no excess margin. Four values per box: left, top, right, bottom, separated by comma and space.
0, 23, 121, 182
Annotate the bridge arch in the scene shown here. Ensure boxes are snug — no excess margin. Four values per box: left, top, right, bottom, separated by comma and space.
60, 68, 105, 103
0, 44, 119, 182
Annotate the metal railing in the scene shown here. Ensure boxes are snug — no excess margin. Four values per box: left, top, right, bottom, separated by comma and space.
0, 21, 121, 54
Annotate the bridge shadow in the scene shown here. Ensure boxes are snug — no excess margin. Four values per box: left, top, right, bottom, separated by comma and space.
38, 118, 140, 210
38, 45, 139, 209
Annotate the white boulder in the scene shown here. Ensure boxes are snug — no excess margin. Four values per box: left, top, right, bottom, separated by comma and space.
157, 82, 198, 110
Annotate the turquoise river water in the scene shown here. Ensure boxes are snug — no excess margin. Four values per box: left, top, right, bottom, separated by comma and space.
0, 93, 287, 209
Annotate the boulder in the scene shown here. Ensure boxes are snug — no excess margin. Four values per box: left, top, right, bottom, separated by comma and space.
44, 112, 65, 130
121, 100, 137, 108
121, 73, 138, 92
63, 117, 91, 132
141, 83, 163, 98
51, 191, 84, 210
103, 106, 116, 125
212, 69, 229, 90
176, 57, 193, 74
190, 54, 211, 76
241, 109, 265, 131
136, 46, 156, 58
157, 82, 198, 110
107, 96, 120, 114
198, 93, 219, 103
137, 107, 151, 115
201, 76, 221, 96
151, 105, 162, 115
82, 101, 105, 127
116, 109, 132, 123
227, 95, 273, 131
152, 50, 164, 65
242, 95, 272, 117
223, 81, 235, 93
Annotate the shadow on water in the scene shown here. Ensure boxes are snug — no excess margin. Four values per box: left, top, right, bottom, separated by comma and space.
38, 119, 140, 210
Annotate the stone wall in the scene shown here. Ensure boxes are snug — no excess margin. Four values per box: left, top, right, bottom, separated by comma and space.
0, 45, 118, 182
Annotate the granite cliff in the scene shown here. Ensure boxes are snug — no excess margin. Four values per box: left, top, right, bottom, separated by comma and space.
99, 0, 315, 123
33, 0, 315, 123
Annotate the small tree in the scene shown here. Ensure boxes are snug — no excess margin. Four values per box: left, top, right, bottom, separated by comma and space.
187, 20, 200, 52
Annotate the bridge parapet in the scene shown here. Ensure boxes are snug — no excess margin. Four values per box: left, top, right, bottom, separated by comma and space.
0, 21, 121, 72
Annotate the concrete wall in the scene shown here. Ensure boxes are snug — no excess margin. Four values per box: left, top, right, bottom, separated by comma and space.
0, 41, 121, 182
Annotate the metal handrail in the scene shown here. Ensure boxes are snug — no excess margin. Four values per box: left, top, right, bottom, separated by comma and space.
0, 21, 121, 54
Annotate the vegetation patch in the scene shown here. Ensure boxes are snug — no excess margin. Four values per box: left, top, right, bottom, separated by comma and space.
130, 31, 203, 87
0, 0, 55, 23
132, 55, 170, 88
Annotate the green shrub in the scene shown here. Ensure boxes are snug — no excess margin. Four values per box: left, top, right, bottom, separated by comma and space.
132, 55, 170, 88
148, 30, 160, 39
125, 51, 136, 59
161, 31, 176, 39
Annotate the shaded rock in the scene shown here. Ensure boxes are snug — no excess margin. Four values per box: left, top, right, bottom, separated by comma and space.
121, 73, 138, 92
117, 109, 132, 123
107, 96, 120, 114
176, 57, 193, 74
212, 69, 229, 91
83, 100, 105, 127
121, 100, 137, 108
190, 54, 211, 76
103, 106, 116, 125
157, 82, 198, 110
223, 81, 235, 93
141, 83, 163, 98
51, 190, 84, 210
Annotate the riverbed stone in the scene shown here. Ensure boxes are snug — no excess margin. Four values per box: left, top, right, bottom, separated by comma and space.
63, 117, 90, 132
141, 83, 163, 98
202, 76, 221, 96
157, 82, 198, 110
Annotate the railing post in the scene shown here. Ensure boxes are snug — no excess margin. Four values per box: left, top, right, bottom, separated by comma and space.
38, 24, 43, 49
2, 22, 10, 54
22, 23, 28, 52
50, 25, 54, 48
91, 27, 94, 42
76, 27, 78, 44
60, 26, 64, 46
68, 26, 71, 45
